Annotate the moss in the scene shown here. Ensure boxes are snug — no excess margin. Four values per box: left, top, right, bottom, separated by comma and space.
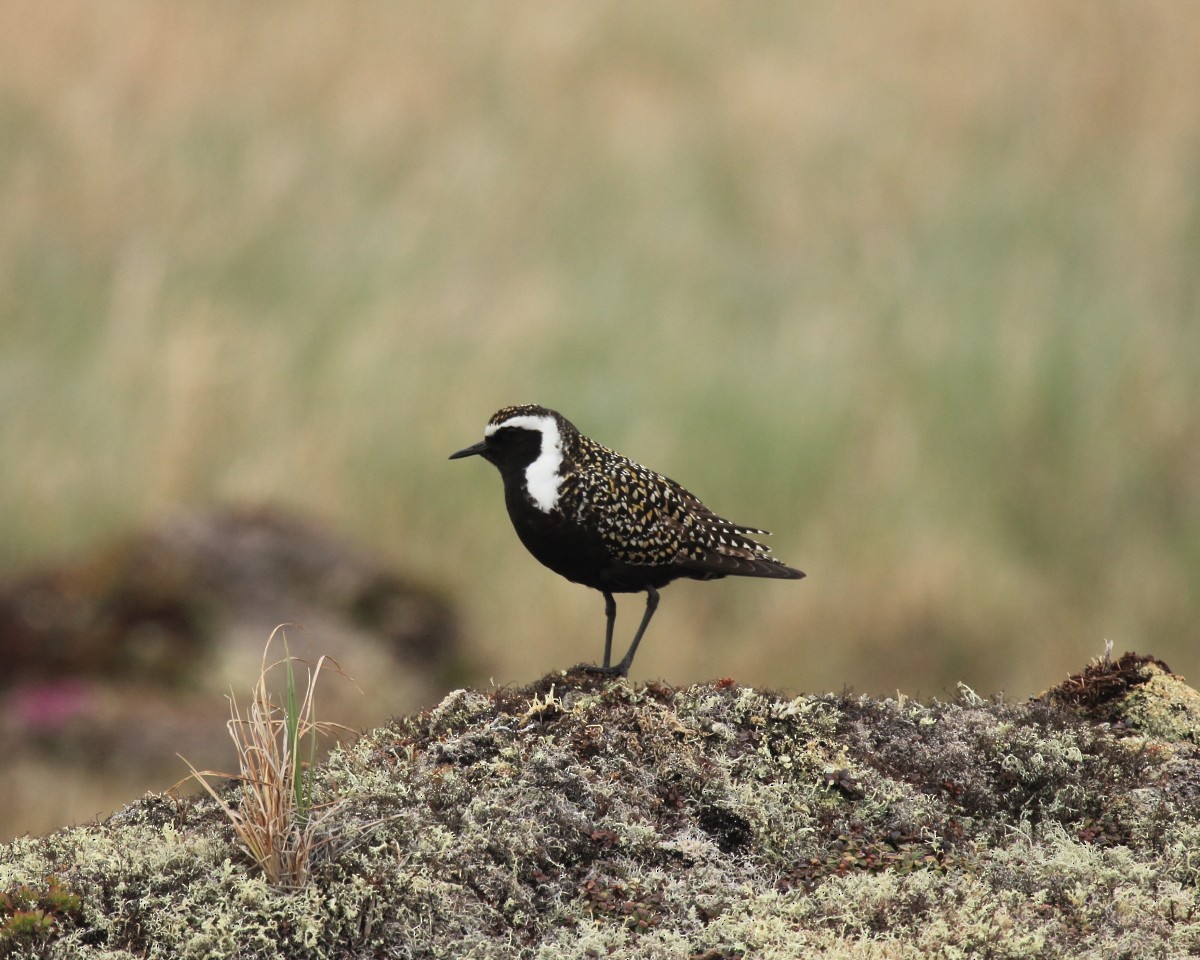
1116, 669, 1200, 744
2, 657, 1200, 958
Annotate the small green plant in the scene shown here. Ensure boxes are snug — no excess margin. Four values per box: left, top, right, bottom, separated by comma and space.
181, 627, 353, 888
0, 877, 82, 954
581, 877, 666, 935
778, 823, 959, 893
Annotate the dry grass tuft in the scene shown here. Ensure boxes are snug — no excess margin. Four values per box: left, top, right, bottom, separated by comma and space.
180, 627, 354, 888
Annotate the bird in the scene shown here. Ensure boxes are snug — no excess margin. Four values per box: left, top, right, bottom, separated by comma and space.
449, 404, 804, 676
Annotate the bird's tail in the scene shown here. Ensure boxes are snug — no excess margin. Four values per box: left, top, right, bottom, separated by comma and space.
682, 515, 805, 580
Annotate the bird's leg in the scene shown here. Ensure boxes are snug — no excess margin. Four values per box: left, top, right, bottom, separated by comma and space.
602, 591, 617, 669
614, 585, 659, 677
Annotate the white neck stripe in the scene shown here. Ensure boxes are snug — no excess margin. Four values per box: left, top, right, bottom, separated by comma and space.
485, 414, 563, 512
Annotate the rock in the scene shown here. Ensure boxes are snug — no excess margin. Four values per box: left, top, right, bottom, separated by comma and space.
0, 508, 467, 841
0, 507, 461, 689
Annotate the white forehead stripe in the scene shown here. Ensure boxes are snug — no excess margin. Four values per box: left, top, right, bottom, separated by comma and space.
485, 414, 563, 513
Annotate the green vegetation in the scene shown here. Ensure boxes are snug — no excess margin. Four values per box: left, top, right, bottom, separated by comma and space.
1, 656, 1197, 958
1, 3, 1198, 694
0, 877, 82, 956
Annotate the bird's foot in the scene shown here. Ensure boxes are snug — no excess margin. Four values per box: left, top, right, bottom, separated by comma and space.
573, 662, 629, 679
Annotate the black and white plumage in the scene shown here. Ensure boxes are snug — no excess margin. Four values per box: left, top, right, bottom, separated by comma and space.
450, 404, 804, 676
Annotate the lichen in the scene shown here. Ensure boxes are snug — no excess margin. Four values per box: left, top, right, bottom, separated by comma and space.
2, 657, 1199, 958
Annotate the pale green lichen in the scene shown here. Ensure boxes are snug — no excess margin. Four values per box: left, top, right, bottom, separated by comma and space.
2, 658, 1199, 958
1117, 669, 1200, 743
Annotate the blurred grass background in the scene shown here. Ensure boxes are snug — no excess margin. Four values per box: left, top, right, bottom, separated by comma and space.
2, 0, 1198, 699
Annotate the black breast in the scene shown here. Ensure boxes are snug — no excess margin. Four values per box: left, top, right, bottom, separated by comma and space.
502, 485, 702, 593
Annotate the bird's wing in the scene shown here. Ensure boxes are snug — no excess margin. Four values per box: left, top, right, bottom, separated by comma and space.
580, 459, 802, 579
578, 459, 689, 567
677, 505, 804, 580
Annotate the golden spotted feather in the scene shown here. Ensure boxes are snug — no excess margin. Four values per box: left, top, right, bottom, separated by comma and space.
557, 434, 795, 578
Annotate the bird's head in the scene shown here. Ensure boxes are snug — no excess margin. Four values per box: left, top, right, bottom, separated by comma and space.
449, 405, 575, 512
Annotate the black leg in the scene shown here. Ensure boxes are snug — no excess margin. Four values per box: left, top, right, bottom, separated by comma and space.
614, 586, 659, 677
601, 591, 616, 669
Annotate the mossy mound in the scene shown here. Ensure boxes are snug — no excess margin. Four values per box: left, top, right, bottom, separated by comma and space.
3, 655, 1199, 958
